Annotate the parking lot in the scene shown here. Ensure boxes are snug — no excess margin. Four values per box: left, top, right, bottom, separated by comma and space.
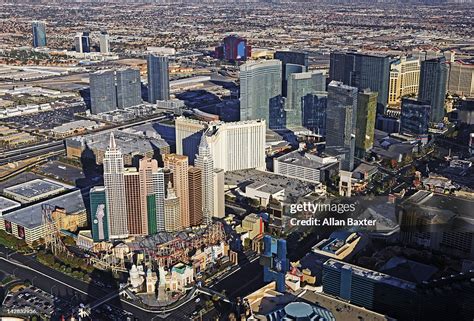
2, 104, 86, 131
2, 285, 60, 317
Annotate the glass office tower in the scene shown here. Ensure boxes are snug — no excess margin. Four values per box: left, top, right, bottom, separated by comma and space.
240, 59, 282, 128
147, 54, 170, 104
326, 81, 358, 171
32, 21, 47, 47
419, 57, 447, 123
330, 52, 390, 114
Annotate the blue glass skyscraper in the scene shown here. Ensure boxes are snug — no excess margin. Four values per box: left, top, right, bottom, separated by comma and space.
326, 81, 358, 171
286, 70, 326, 128
275, 50, 309, 97
116, 68, 142, 108
75, 31, 91, 53
240, 59, 282, 128
81, 31, 91, 53
90, 70, 117, 114
330, 52, 390, 114
147, 54, 170, 103
32, 21, 47, 47
261, 235, 288, 293
302, 92, 327, 136
419, 57, 447, 123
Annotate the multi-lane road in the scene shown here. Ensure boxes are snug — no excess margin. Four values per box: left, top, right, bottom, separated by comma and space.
0, 113, 173, 167
0, 141, 65, 166
0, 245, 250, 320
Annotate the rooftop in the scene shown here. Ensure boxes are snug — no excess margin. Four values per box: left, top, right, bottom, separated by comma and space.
313, 231, 367, 261
52, 119, 102, 133
276, 150, 338, 169
380, 257, 438, 283
404, 190, 474, 219
0, 196, 21, 214
324, 259, 417, 291
225, 169, 314, 203
3, 178, 72, 202
246, 181, 285, 195
1, 189, 87, 229
68, 129, 169, 155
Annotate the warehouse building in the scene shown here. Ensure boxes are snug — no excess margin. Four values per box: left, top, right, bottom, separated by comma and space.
0, 190, 87, 244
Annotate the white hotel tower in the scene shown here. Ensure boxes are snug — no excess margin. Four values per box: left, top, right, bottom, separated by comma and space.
103, 133, 128, 239
175, 116, 266, 172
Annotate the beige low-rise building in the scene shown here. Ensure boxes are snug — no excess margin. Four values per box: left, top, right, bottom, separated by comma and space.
0, 131, 37, 147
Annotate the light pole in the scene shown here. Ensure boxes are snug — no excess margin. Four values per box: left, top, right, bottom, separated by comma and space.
51, 284, 57, 296
31, 276, 37, 287
12, 267, 18, 277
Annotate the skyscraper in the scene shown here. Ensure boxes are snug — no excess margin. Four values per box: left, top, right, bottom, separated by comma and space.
99, 30, 110, 54
355, 90, 377, 158
207, 120, 266, 172
74, 34, 82, 53
147, 54, 170, 103
175, 117, 206, 165
326, 81, 358, 171
447, 60, 474, 97
330, 52, 390, 114
164, 182, 182, 232
90, 186, 108, 242
419, 57, 448, 123
139, 158, 165, 234
90, 70, 117, 114
32, 21, 47, 48
388, 56, 420, 107
286, 71, 326, 127
75, 31, 91, 53
213, 168, 225, 219
124, 168, 142, 235
163, 168, 173, 197
274, 50, 309, 96
275, 50, 309, 72
175, 117, 266, 172
195, 136, 214, 225
116, 68, 142, 108
163, 154, 190, 228
302, 92, 327, 136
188, 166, 203, 226
240, 59, 282, 127
400, 98, 431, 138
103, 133, 128, 239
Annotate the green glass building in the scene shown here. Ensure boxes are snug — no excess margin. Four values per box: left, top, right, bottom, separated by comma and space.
90, 186, 109, 242
355, 90, 377, 158
286, 71, 326, 128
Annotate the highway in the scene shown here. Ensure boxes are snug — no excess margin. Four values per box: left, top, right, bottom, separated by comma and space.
0, 113, 171, 167
0, 141, 64, 166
